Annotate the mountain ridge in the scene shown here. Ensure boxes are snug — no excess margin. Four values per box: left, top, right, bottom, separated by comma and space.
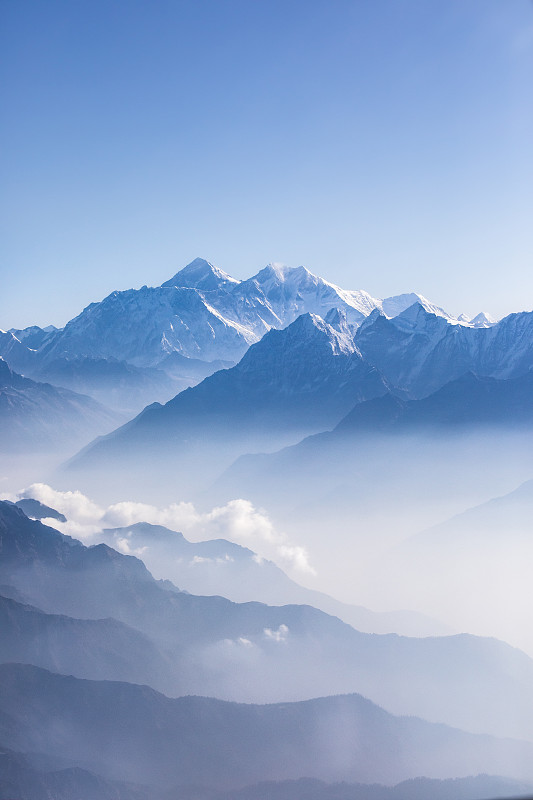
1, 259, 494, 376
2, 663, 533, 790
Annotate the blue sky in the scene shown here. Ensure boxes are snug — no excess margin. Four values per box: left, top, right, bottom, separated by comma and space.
1, 0, 532, 328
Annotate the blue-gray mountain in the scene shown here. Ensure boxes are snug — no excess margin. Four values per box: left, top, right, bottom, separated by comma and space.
66, 313, 389, 483
218, 370, 533, 509
13, 497, 66, 522
353, 302, 533, 397
26, 356, 178, 415
2, 500, 533, 741
0, 357, 120, 451
1, 750, 529, 800
16, 259, 439, 368
0, 259, 492, 399
66, 314, 533, 503
337, 370, 533, 431
1, 664, 533, 790
0, 594, 176, 690
100, 521, 450, 637
1, 259, 529, 426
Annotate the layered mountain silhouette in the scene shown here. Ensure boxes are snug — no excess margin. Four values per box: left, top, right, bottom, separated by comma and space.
2, 259, 533, 799
2, 501, 533, 742
66, 313, 389, 484
3, 261, 531, 452
0, 594, 175, 690
337, 370, 533, 431
0, 357, 120, 451
354, 303, 533, 397
2, 664, 533, 791
26, 355, 179, 415
1, 747, 529, 800
218, 369, 533, 508
1, 259, 497, 415
100, 521, 450, 637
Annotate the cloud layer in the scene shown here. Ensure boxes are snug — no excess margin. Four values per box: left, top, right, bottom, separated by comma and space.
5, 483, 315, 575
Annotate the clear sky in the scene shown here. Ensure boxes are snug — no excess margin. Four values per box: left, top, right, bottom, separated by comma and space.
1, 0, 532, 329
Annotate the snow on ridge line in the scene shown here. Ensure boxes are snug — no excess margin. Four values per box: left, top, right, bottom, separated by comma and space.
3, 259, 500, 372
162, 259, 494, 328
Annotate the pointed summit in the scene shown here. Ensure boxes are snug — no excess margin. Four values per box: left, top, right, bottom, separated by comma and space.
249, 262, 318, 292
161, 258, 240, 291
381, 293, 452, 321
243, 312, 357, 360
390, 301, 448, 332
470, 311, 497, 328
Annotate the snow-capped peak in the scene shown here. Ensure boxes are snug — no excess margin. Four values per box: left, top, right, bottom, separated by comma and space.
470, 311, 497, 328
284, 312, 357, 355
380, 293, 453, 321
250, 262, 316, 289
161, 258, 240, 291
388, 302, 448, 332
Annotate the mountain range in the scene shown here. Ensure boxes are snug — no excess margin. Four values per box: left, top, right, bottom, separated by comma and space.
2, 500, 533, 743
352, 302, 533, 397
26, 258, 467, 368
2, 663, 533, 792
66, 312, 390, 486
0, 357, 120, 452
2, 258, 530, 463
97, 520, 450, 637
65, 315, 533, 505
215, 369, 533, 512
2, 752, 531, 800
0, 259, 497, 415
2, 257, 533, 799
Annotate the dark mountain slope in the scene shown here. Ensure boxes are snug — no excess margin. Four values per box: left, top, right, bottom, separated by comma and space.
2, 749, 529, 800
0, 357, 120, 451
337, 371, 533, 432
1, 664, 533, 790
0, 594, 175, 691
66, 313, 388, 487
1, 501, 533, 741
354, 304, 533, 397
100, 521, 450, 637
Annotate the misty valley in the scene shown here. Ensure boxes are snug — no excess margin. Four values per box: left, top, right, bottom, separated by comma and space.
1, 259, 533, 800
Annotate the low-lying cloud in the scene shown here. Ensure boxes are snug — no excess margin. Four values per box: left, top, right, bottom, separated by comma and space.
5, 483, 315, 575
264, 624, 289, 643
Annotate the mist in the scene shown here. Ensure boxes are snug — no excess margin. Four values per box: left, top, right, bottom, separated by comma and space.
4, 384, 533, 797
27, 420, 530, 651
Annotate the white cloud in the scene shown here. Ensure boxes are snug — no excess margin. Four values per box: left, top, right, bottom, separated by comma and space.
220, 636, 255, 649
264, 624, 289, 643
10, 484, 315, 575
190, 554, 234, 565
21, 483, 102, 525
101, 500, 201, 531
236, 637, 254, 648
202, 499, 315, 575
114, 537, 148, 558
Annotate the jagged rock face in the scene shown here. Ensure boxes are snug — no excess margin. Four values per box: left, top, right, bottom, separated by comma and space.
69, 313, 389, 476
3, 258, 491, 372
354, 304, 533, 397
30, 260, 383, 368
